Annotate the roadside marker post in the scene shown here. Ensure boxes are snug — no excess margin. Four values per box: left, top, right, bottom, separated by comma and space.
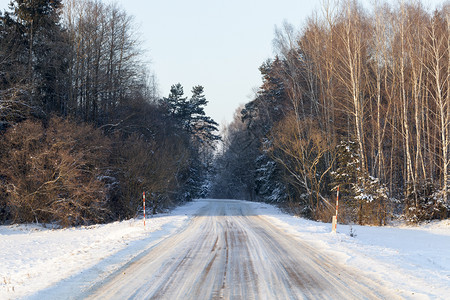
143, 191, 146, 228
332, 186, 339, 233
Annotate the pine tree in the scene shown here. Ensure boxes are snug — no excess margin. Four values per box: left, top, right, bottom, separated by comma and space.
162, 83, 188, 120
255, 152, 287, 203
331, 140, 364, 223
331, 140, 359, 218
1, 0, 68, 116
331, 140, 389, 225
188, 85, 220, 144
162, 83, 220, 145
160, 83, 219, 202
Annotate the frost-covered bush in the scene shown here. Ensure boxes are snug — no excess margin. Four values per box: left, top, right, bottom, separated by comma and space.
405, 181, 449, 223
331, 140, 390, 225
353, 175, 389, 225
255, 154, 288, 204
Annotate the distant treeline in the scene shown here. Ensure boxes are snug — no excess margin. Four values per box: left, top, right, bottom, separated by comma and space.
211, 0, 449, 224
0, 0, 219, 226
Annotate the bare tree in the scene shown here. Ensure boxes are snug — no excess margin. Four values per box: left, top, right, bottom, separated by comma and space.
423, 7, 450, 203
63, 0, 146, 124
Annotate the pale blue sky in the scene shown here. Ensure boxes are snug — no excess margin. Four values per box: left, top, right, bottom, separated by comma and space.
0, 0, 446, 125
111, 0, 321, 125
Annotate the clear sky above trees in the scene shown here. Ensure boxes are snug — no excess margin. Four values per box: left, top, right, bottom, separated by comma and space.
0, 0, 445, 124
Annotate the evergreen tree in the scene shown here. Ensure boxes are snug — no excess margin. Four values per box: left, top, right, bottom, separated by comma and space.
160, 83, 219, 201
330, 140, 360, 223
163, 83, 188, 120
255, 152, 287, 203
331, 141, 359, 195
162, 83, 220, 145
1, 0, 69, 116
331, 140, 389, 225
188, 85, 220, 144
405, 181, 448, 223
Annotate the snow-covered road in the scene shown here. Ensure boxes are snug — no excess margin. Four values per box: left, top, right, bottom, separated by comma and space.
2, 199, 449, 299
84, 199, 396, 299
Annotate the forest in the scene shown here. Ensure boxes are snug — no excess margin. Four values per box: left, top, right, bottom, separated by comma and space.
210, 0, 450, 225
0, 0, 219, 226
0, 0, 449, 227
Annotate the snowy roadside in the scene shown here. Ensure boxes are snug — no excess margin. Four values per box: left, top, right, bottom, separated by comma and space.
0, 200, 209, 300
250, 201, 450, 299
1, 199, 449, 299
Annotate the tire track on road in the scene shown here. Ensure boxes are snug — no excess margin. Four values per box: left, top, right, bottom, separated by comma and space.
85, 200, 399, 300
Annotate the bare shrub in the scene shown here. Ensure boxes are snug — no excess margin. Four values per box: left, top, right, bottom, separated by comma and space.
110, 134, 190, 219
0, 116, 111, 226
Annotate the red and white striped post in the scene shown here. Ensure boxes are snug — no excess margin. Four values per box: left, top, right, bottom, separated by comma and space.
332, 186, 339, 232
143, 191, 146, 228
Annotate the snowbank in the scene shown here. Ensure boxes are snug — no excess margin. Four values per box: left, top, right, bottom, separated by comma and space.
0, 200, 209, 299
250, 201, 450, 299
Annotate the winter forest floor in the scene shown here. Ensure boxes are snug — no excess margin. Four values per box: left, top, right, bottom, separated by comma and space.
0, 199, 449, 299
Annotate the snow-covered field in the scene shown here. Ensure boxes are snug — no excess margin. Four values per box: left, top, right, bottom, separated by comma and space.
1, 199, 449, 299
